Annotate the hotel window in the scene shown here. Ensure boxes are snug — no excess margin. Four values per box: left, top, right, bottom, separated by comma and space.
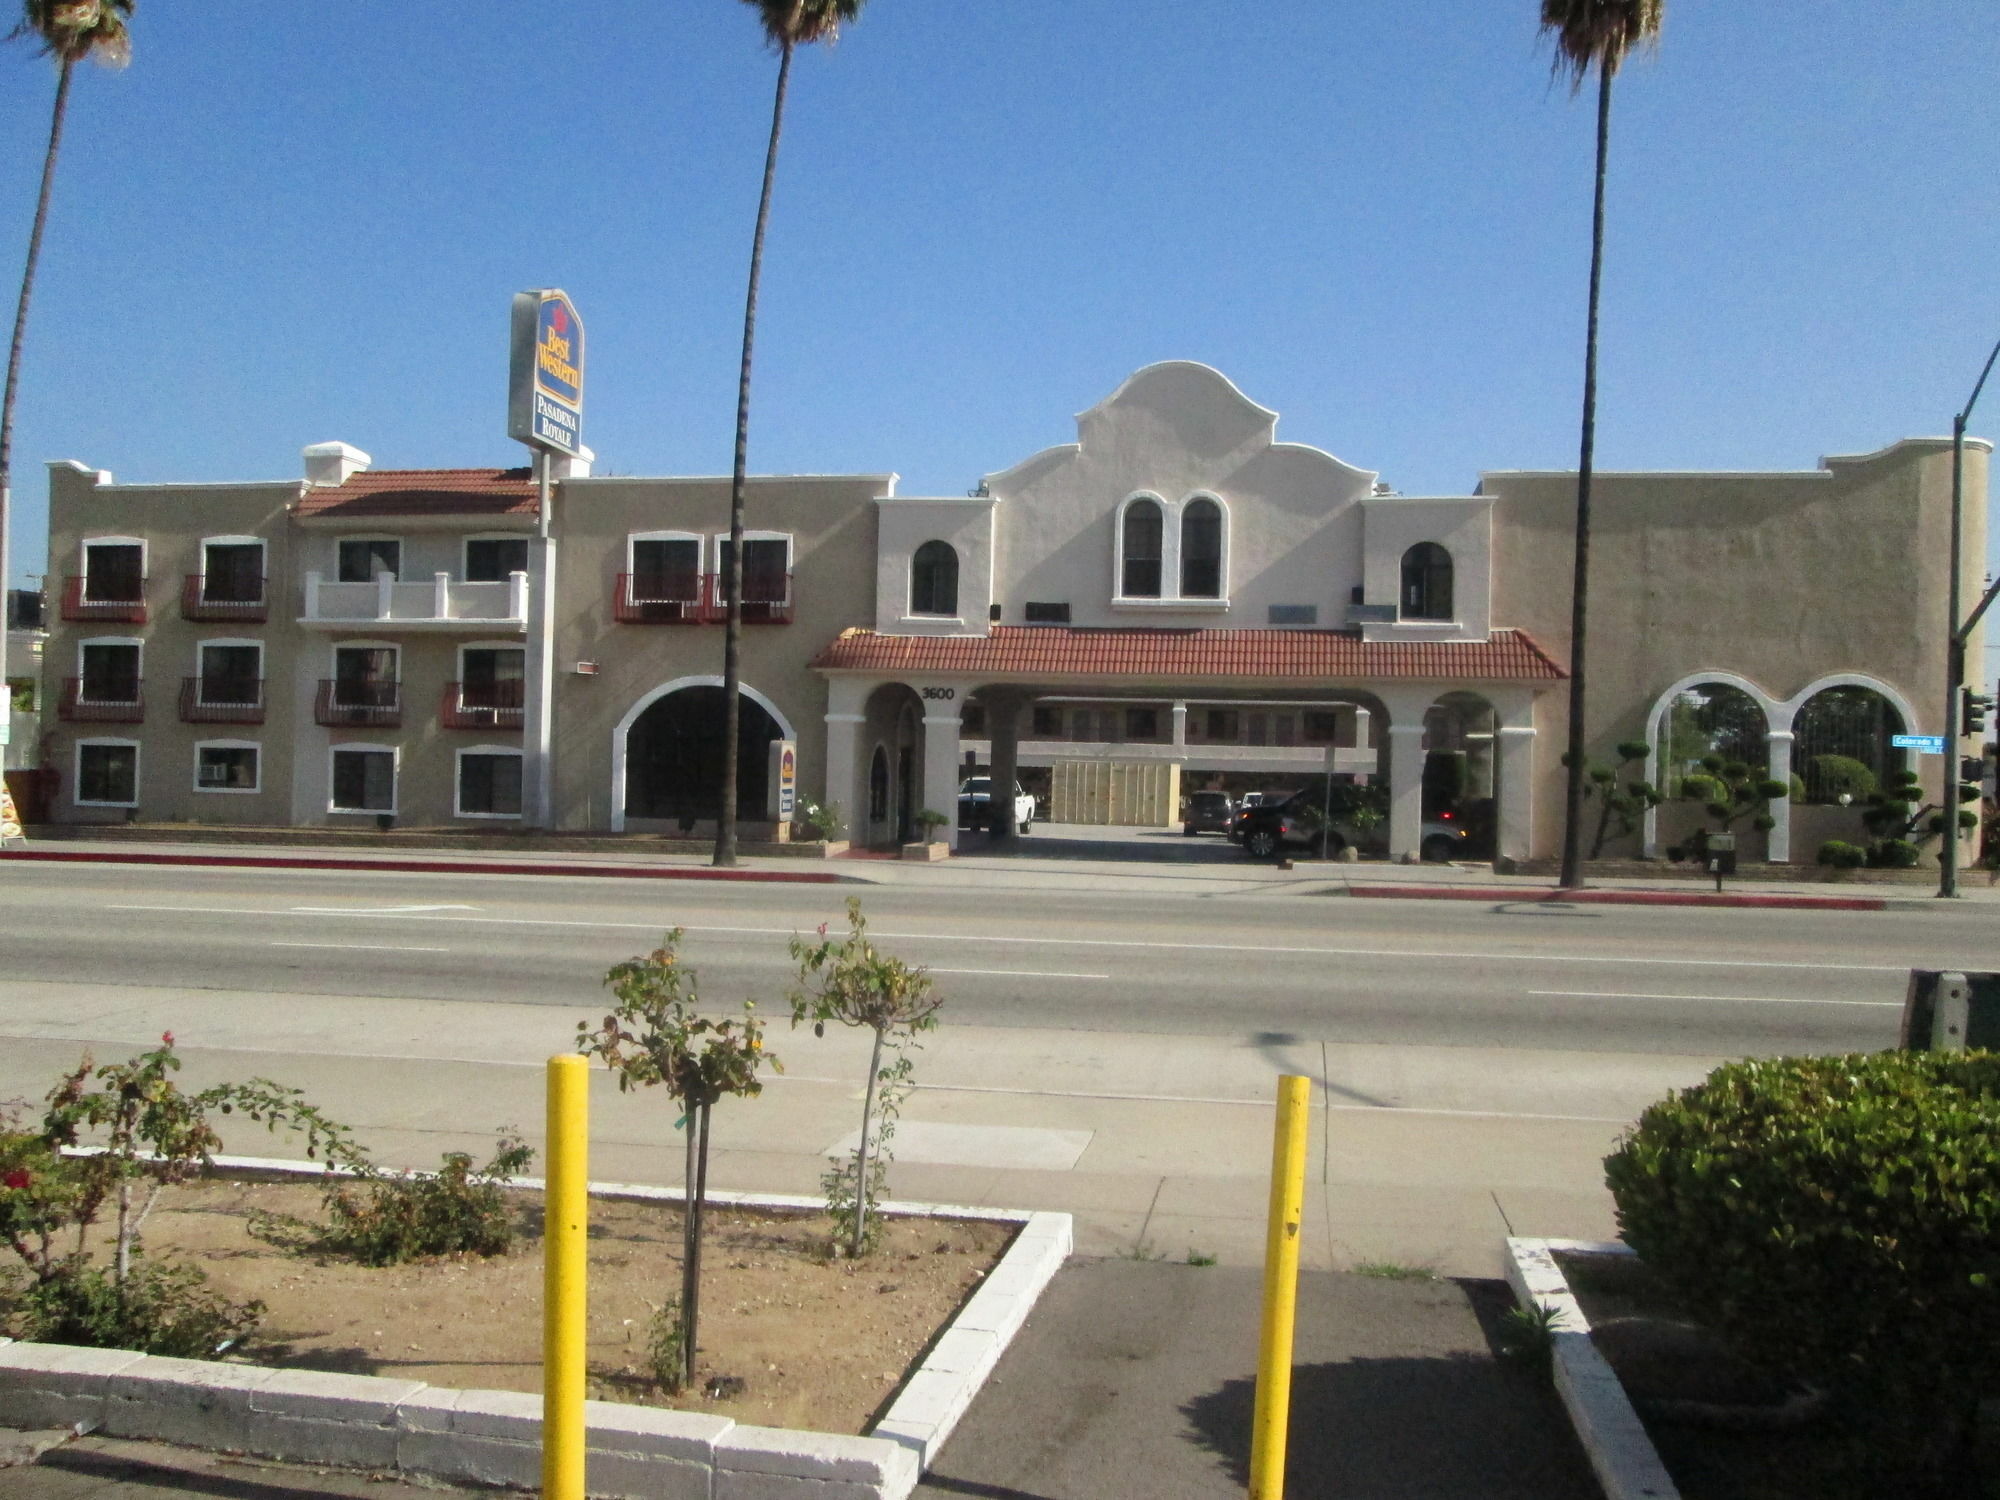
465, 537, 530, 582
77, 741, 138, 806
1400, 542, 1454, 621
910, 541, 960, 617
196, 744, 260, 793
82, 540, 143, 602
1120, 499, 1164, 598
331, 747, 396, 813
338, 538, 401, 583
1180, 499, 1223, 598
457, 749, 524, 817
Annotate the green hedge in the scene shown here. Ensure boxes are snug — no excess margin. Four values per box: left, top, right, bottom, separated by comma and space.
1605, 1052, 2000, 1476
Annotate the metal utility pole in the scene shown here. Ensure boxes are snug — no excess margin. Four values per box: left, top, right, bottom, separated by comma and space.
1940, 336, 2000, 899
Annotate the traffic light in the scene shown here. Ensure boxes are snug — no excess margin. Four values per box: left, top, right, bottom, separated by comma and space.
1962, 689, 1994, 738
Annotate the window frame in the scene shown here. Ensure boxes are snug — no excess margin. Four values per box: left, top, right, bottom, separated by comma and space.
198, 535, 266, 603
80, 535, 147, 593
74, 737, 140, 808
713, 530, 793, 590
1399, 542, 1455, 623
335, 535, 403, 584
76, 636, 142, 704
193, 739, 262, 796
1178, 493, 1229, 600
1115, 495, 1167, 601
908, 539, 961, 619
328, 742, 399, 816
454, 744, 526, 820
462, 534, 532, 584
192, 637, 263, 707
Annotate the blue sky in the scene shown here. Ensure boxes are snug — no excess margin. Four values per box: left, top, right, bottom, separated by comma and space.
1, 1, 1995, 598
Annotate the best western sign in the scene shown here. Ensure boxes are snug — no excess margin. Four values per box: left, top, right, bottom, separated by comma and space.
508, 289, 585, 456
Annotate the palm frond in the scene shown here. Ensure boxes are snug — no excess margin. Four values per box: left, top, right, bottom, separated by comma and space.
1539, 0, 1662, 91
741, 0, 865, 50
12, 0, 135, 68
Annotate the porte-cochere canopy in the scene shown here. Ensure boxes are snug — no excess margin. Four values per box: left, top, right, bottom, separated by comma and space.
811, 625, 1565, 681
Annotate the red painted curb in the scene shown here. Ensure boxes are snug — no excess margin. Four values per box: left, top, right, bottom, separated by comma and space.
0, 848, 849, 885
1346, 884, 1887, 912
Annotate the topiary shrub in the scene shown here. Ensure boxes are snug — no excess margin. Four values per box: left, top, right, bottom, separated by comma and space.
1817, 839, 1867, 869
1605, 1052, 2000, 1491
1810, 753, 1877, 803
1867, 837, 1920, 868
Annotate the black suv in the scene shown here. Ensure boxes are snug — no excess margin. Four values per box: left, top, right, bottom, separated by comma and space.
1231, 785, 1468, 862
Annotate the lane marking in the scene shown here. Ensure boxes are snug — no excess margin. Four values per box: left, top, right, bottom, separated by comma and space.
289, 904, 478, 915
1529, 989, 1900, 1009
271, 942, 451, 954
103, 905, 1928, 974
0, 1029, 1628, 1124
928, 967, 1111, 981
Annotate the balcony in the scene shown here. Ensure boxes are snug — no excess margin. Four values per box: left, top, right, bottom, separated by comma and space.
59, 676, 143, 723
180, 676, 265, 725
314, 678, 401, 729
61, 576, 147, 625
612, 572, 792, 625
440, 678, 524, 731
182, 575, 269, 624
300, 571, 527, 631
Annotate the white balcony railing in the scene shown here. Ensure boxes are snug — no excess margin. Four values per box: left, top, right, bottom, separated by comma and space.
300, 571, 528, 630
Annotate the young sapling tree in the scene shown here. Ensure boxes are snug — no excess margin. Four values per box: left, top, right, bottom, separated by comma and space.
788, 898, 942, 1257
577, 930, 776, 1391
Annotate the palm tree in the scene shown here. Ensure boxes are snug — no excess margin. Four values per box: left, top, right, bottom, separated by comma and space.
0, 1, 133, 731
1542, 0, 1663, 890
714, 0, 864, 868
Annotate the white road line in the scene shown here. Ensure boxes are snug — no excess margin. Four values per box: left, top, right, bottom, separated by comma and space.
1530, 989, 1900, 1009
104, 904, 1920, 973
270, 942, 451, 954
0, 1030, 1624, 1124
928, 967, 1111, 980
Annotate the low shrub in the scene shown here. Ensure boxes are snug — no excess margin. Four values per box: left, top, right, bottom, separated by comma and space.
1867, 837, 1920, 868
1816, 839, 1867, 869
301, 1136, 532, 1266
13, 1256, 262, 1358
1605, 1052, 2000, 1487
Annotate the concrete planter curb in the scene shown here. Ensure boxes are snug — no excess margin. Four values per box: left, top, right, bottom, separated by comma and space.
1348, 884, 1886, 912
1505, 1236, 1680, 1500
0, 1153, 1072, 1499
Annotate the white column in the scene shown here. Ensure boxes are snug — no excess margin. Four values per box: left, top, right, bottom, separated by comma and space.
922, 710, 963, 851
1765, 729, 1795, 863
820, 676, 869, 843
432, 571, 451, 620
1496, 724, 1537, 863
1171, 700, 1187, 749
1386, 723, 1426, 860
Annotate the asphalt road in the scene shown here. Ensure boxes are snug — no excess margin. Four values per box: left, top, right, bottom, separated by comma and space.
4, 860, 1992, 1274
0, 861, 1977, 1055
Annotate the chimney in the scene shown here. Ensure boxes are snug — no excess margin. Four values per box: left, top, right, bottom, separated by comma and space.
303, 441, 371, 486
550, 444, 595, 481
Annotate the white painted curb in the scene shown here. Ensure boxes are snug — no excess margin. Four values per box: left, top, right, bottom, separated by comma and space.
1505, 1237, 1680, 1500
1, 1154, 1073, 1499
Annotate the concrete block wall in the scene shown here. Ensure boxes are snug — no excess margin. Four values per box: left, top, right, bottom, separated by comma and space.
0, 1190, 1074, 1500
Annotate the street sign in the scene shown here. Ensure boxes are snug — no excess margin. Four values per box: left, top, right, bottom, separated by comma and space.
507, 290, 585, 456
1892, 734, 1946, 754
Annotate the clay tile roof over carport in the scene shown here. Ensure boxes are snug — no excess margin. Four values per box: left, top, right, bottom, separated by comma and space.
811, 626, 1566, 681
294, 467, 538, 519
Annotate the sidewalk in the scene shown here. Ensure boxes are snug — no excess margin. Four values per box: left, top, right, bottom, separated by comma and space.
9, 820, 1994, 908
0, 1264, 1595, 1500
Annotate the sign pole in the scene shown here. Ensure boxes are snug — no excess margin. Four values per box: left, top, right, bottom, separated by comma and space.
527, 449, 557, 827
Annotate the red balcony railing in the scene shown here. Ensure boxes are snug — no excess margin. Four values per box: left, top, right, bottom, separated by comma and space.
61, 575, 146, 624
181, 574, 268, 623
180, 676, 265, 725
315, 678, 400, 729
611, 572, 792, 625
60, 676, 143, 723
440, 678, 524, 731
614, 571, 707, 624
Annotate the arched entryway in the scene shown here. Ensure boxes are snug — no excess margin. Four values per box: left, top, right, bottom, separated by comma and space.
1423, 691, 1498, 858
612, 677, 794, 833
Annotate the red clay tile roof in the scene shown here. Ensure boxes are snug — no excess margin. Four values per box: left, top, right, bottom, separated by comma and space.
811, 626, 1565, 681
294, 467, 538, 518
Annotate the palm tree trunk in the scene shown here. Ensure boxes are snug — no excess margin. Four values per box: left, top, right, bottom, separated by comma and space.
1559, 61, 1614, 890
0, 57, 75, 746
715, 39, 795, 869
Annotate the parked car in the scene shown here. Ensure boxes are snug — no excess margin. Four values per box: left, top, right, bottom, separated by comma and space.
958, 776, 1035, 833
1182, 790, 1236, 836
1231, 787, 1469, 862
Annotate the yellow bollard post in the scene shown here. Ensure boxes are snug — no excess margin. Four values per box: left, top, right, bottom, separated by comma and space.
543, 1054, 588, 1500
1248, 1074, 1311, 1500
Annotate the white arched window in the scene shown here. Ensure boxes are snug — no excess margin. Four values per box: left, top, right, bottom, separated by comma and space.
1181, 497, 1224, 598
1119, 497, 1165, 598
910, 540, 960, 617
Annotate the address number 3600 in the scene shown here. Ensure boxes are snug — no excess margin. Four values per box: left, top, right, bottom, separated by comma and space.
920, 687, 956, 701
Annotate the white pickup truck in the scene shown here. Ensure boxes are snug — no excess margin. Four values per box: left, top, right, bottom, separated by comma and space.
956, 777, 1035, 834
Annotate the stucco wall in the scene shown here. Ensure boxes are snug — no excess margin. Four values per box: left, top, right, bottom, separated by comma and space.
545, 474, 887, 829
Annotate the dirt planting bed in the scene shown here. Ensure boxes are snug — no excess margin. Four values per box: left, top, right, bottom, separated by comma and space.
2, 1178, 1014, 1437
